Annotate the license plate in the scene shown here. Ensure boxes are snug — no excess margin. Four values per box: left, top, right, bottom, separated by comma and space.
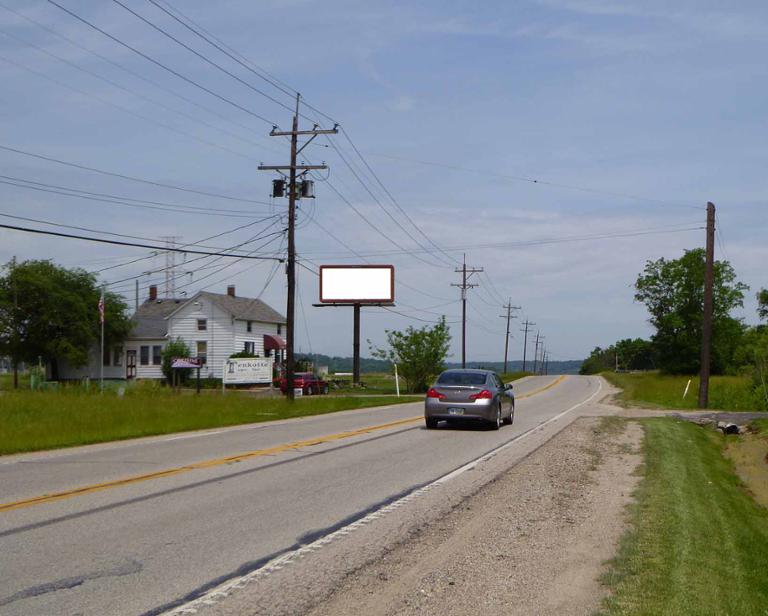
448, 407, 464, 415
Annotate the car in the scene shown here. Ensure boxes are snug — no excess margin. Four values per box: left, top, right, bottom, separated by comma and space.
424, 369, 515, 430
278, 372, 330, 395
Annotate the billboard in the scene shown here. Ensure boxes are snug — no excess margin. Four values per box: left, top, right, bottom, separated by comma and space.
319, 265, 395, 304
223, 357, 274, 384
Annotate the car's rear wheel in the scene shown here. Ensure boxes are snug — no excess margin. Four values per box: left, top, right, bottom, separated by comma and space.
425, 417, 438, 429
322, 384, 329, 395
490, 406, 501, 430
502, 408, 513, 425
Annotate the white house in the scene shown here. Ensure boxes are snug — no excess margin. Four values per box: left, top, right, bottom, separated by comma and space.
57, 285, 286, 381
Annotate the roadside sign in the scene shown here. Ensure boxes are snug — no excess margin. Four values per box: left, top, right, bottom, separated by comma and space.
223, 357, 274, 384
172, 357, 202, 369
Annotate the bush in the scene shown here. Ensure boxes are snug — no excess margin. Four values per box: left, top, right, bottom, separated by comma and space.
161, 338, 192, 385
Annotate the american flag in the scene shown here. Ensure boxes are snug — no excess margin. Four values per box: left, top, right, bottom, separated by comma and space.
98, 290, 105, 325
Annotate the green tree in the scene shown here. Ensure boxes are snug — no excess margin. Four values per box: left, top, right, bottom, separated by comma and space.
0, 259, 130, 384
634, 249, 748, 374
579, 338, 655, 375
758, 288, 768, 321
369, 317, 451, 393
161, 338, 192, 384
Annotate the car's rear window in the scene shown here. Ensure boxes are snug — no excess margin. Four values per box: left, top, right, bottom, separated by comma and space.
437, 371, 487, 385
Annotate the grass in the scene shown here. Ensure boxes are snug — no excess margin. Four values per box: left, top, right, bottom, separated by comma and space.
599, 418, 768, 615
0, 388, 420, 455
604, 371, 765, 412
724, 420, 768, 510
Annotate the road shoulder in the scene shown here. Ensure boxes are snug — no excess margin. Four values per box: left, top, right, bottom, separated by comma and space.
199, 413, 641, 616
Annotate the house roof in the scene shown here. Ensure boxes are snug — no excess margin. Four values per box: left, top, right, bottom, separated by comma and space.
129, 298, 186, 339
129, 292, 286, 339
195, 291, 286, 324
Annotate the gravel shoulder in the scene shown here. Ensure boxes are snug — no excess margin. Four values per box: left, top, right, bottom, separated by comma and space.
304, 417, 643, 616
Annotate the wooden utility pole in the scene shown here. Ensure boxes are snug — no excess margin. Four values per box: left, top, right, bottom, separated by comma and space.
500, 299, 521, 374
353, 303, 361, 385
533, 331, 545, 374
451, 253, 483, 368
698, 201, 716, 408
520, 319, 535, 373
259, 94, 337, 399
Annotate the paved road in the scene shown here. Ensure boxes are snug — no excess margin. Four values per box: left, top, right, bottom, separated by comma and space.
0, 375, 602, 615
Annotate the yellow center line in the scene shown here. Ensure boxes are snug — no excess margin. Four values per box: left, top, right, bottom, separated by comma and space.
0, 376, 567, 514
516, 375, 567, 400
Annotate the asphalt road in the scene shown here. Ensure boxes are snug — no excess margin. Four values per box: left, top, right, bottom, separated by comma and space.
0, 375, 602, 615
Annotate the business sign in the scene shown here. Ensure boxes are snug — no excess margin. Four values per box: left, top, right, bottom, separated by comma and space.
223, 357, 273, 384
171, 357, 202, 369
319, 265, 394, 304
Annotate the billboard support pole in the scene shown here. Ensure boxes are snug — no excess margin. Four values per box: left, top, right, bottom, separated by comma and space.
353, 303, 361, 386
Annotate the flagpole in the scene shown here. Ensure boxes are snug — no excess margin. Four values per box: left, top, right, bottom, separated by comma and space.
100, 286, 105, 393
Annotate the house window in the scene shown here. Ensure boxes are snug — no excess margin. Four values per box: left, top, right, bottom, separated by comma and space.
277, 324, 282, 335
113, 346, 123, 367
244, 341, 255, 355
152, 345, 162, 365
140, 346, 150, 366
197, 319, 207, 331
196, 341, 207, 364
247, 320, 252, 333
103, 345, 111, 367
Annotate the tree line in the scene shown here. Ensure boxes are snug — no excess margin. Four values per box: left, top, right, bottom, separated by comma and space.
581, 248, 768, 405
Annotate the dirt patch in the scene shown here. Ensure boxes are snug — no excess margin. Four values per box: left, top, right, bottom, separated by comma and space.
725, 432, 768, 509
306, 418, 643, 616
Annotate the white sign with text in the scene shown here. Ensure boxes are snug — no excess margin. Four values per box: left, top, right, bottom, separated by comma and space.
223, 357, 274, 384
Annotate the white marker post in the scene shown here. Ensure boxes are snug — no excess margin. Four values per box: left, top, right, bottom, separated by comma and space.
394, 363, 400, 397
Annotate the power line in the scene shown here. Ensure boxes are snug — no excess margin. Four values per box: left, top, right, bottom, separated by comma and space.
0, 177, 265, 219
154, 0, 337, 127
0, 143, 270, 205
0, 23, 279, 156
144, 0, 297, 104
0, 173, 267, 216
0, 51, 261, 163
0, 2, 281, 153
0, 223, 285, 260
363, 151, 703, 210
112, 0, 295, 115
46, 0, 279, 126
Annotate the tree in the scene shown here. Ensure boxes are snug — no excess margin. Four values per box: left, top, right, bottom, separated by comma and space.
634, 249, 748, 374
369, 317, 451, 393
0, 259, 131, 384
579, 338, 655, 375
758, 289, 768, 321
161, 338, 192, 384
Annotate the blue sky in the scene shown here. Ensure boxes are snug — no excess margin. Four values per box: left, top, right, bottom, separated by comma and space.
0, 0, 765, 362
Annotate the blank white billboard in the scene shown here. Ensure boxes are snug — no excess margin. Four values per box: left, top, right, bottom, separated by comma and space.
319, 265, 394, 304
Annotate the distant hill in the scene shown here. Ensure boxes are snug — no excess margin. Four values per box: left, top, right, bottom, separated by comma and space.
297, 353, 583, 375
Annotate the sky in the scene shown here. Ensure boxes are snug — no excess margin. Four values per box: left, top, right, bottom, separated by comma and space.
0, 0, 766, 363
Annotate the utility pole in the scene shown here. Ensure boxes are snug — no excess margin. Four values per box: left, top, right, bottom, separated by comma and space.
451, 253, 483, 368
544, 350, 550, 375
499, 299, 521, 374
259, 94, 337, 400
698, 201, 716, 408
520, 319, 535, 372
533, 332, 544, 374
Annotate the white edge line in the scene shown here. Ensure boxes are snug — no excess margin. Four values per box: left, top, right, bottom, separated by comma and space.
162, 376, 603, 615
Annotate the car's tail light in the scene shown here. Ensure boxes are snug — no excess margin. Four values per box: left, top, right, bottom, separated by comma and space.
469, 389, 493, 400
426, 388, 446, 399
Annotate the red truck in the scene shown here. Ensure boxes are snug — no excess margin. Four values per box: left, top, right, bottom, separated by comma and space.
278, 372, 330, 395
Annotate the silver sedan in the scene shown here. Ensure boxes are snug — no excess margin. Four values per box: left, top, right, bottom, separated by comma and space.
424, 369, 515, 430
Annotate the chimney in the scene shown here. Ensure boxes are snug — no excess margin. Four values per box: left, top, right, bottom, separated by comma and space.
227, 285, 236, 297
149, 285, 158, 301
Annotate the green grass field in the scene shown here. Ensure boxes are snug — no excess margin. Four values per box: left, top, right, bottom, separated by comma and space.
0, 389, 420, 455
604, 372, 765, 412
600, 418, 768, 615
